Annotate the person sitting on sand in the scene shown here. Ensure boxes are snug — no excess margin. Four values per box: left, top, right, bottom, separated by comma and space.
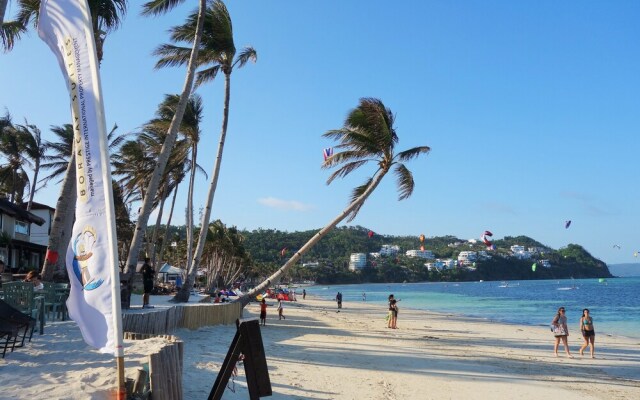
579, 308, 596, 358
551, 307, 573, 358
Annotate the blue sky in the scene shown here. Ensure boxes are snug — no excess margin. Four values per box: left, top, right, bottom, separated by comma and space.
1, 1, 639, 265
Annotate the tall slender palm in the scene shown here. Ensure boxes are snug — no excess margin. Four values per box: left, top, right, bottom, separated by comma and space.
240, 98, 431, 306
1, 0, 127, 60
155, 0, 257, 302
16, 121, 46, 210
124, 0, 208, 283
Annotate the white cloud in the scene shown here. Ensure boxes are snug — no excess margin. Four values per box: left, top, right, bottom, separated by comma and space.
257, 197, 314, 212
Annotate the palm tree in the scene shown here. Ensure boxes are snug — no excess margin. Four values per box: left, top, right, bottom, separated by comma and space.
239, 98, 431, 306
16, 121, 46, 210
123, 0, 208, 284
0, 117, 29, 203
154, 0, 257, 302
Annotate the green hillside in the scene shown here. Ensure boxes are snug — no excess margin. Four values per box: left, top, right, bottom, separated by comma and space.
240, 226, 612, 284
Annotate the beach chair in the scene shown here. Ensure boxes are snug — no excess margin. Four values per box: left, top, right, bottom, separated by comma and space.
42, 282, 68, 321
1, 282, 44, 334
0, 299, 36, 349
0, 319, 19, 358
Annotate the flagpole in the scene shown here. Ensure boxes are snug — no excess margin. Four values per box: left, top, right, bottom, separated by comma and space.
78, 3, 126, 397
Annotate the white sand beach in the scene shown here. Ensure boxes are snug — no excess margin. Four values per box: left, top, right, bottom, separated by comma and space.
1, 294, 639, 399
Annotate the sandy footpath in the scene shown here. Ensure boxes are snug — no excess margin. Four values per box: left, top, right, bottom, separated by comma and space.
1, 294, 639, 399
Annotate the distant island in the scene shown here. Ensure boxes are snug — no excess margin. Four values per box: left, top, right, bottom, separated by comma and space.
607, 263, 640, 277
240, 226, 613, 284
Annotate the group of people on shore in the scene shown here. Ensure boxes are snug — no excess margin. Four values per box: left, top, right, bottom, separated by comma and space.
551, 306, 596, 358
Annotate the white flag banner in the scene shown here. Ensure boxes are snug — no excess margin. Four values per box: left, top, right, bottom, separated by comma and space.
38, 0, 121, 355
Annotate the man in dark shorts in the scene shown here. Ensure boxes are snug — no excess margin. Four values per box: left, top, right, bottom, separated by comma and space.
141, 258, 155, 308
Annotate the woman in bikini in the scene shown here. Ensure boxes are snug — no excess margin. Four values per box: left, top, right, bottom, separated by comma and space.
578, 308, 595, 358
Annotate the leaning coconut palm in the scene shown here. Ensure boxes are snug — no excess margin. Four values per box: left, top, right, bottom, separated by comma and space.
239, 98, 431, 307
154, 0, 257, 302
123, 0, 207, 287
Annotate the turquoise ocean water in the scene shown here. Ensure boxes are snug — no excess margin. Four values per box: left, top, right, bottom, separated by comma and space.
306, 277, 640, 339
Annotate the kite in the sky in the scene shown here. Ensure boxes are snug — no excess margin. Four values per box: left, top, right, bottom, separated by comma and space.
613, 244, 621, 249
565, 220, 572, 229
532, 263, 537, 272
481, 230, 495, 250
323, 147, 334, 161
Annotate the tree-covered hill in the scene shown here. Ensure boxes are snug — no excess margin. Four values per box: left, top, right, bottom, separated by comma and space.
237, 226, 612, 283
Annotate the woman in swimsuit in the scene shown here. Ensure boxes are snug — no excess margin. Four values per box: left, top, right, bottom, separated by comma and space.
578, 308, 595, 358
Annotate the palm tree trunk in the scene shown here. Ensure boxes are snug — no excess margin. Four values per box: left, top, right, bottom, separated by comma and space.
157, 182, 179, 267
184, 145, 197, 283
40, 154, 76, 281
150, 182, 168, 267
174, 72, 231, 303
26, 161, 39, 211
238, 170, 387, 307
124, 0, 207, 281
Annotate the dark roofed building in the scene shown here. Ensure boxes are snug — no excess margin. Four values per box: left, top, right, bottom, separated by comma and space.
0, 198, 47, 273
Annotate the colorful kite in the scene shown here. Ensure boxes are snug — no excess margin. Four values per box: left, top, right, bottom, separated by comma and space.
532, 263, 537, 272
368, 230, 374, 239
565, 220, 572, 229
323, 147, 334, 161
613, 244, 621, 249
481, 230, 495, 250
419, 234, 425, 251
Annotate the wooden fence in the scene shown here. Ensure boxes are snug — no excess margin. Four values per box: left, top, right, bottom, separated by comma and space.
124, 333, 183, 400
122, 302, 243, 334
122, 302, 243, 399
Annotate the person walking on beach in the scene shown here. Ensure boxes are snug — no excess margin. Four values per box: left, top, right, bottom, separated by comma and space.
277, 298, 286, 320
551, 307, 573, 358
336, 292, 343, 310
362, 292, 366, 301
259, 299, 268, 326
141, 258, 155, 309
579, 308, 596, 358
303, 289, 306, 300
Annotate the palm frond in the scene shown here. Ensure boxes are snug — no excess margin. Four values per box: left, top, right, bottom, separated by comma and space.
322, 150, 371, 170
346, 178, 373, 222
396, 146, 430, 162
233, 46, 257, 69
1, 21, 27, 52
153, 44, 193, 69
325, 160, 370, 185
90, 0, 128, 32
394, 163, 414, 200
195, 65, 220, 88
140, 0, 187, 17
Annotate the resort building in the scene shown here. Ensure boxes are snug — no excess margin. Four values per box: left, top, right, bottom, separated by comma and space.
457, 251, 477, 265
380, 245, 400, 256
349, 253, 367, 271
405, 249, 434, 259
540, 259, 551, 268
25, 201, 55, 247
0, 198, 46, 272
302, 262, 319, 268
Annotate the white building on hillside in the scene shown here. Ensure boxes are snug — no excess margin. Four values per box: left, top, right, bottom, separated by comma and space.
457, 251, 477, 265
380, 245, 400, 256
405, 249, 434, 259
303, 262, 319, 268
349, 253, 367, 271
